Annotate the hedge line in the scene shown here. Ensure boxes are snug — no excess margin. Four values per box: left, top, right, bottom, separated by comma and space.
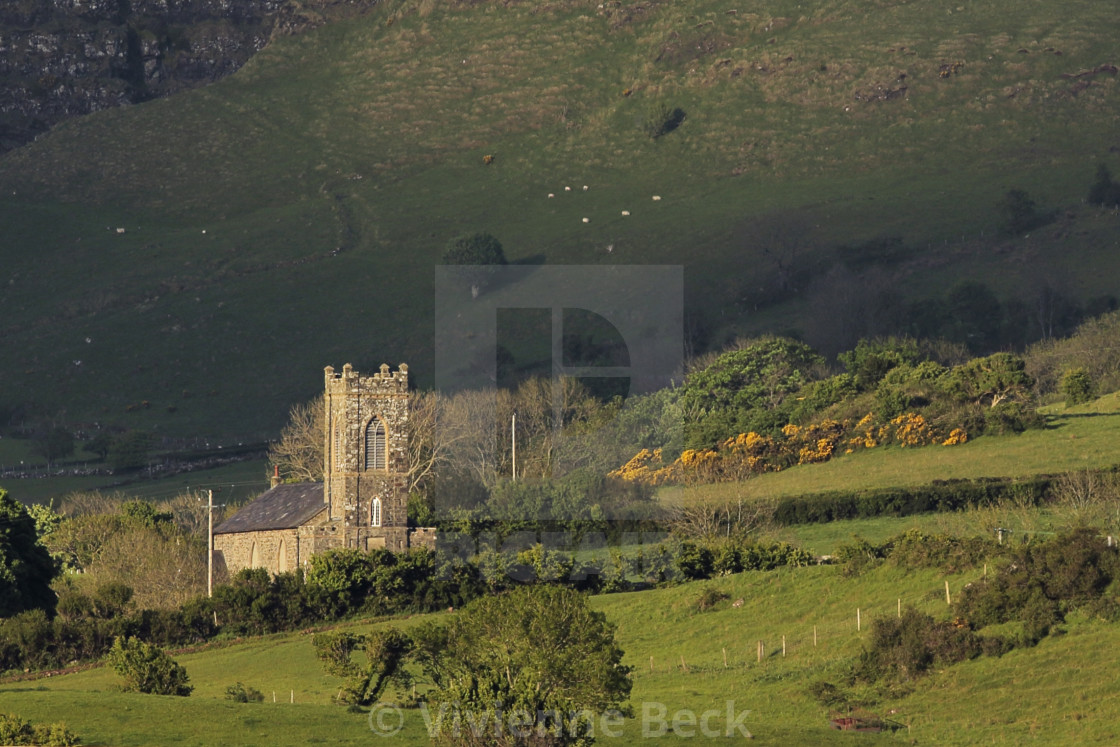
771, 476, 1055, 526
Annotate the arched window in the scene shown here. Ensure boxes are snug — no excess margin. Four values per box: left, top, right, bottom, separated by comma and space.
364, 418, 387, 471
277, 538, 288, 574
333, 421, 344, 472
371, 497, 382, 528
250, 541, 260, 569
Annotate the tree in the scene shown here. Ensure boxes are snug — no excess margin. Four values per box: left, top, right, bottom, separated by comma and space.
107, 431, 152, 472
107, 636, 192, 695
1088, 163, 1120, 207
312, 629, 412, 706
997, 188, 1050, 236
411, 585, 632, 745
442, 233, 508, 297
1061, 367, 1096, 406
679, 338, 824, 447
943, 353, 1033, 408
0, 489, 58, 617
30, 427, 74, 468
268, 395, 325, 483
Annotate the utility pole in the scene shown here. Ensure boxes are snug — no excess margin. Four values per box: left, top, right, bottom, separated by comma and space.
511, 411, 517, 481
207, 489, 214, 597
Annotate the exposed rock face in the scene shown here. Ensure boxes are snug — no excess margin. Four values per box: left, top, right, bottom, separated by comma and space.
0, 0, 373, 152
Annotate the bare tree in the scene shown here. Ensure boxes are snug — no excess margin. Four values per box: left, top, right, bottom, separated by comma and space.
268, 394, 325, 483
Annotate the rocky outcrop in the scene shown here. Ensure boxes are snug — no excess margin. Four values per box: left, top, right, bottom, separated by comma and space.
0, 0, 376, 152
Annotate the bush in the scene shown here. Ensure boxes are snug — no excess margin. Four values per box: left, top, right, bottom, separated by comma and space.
997, 188, 1051, 236
644, 103, 686, 138
1087, 164, 1120, 207
224, 682, 265, 703
853, 607, 985, 684
1061, 367, 1096, 406
956, 528, 1120, 644
0, 713, 79, 746
694, 586, 730, 612
106, 636, 192, 696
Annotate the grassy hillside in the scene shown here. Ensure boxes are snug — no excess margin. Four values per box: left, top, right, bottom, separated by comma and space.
675, 393, 1120, 506
4, 559, 1119, 744
1, 0, 1119, 440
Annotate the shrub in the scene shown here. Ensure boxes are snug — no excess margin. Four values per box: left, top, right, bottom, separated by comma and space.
956, 528, 1120, 644
853, 607, 985, 684
997, 188, 1051, 236
224, 682, 265, 703
0, 713, 79, 746
106, 636, 192, 696
694, 586, 730, 612
1061, 367, 1096, 406
644, 103, 686, 138
1087, 164, 1120, 207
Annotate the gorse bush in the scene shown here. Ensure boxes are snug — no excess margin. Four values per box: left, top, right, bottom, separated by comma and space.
956, 528, 1120, 644
0, 713, 78, 747
106, 636, 192, 696
853, 607, 986, 684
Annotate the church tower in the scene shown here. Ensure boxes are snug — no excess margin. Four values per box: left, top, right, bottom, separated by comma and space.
323, 362, 412, 551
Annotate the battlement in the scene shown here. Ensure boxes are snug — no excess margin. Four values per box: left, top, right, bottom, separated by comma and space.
324, 362, 409, 394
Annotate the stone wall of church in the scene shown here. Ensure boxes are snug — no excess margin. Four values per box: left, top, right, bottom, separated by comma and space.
214, 528, 301, 578
323, 362, 410, 528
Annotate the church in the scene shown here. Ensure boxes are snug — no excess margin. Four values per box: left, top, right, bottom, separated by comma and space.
213, 363, 436, 576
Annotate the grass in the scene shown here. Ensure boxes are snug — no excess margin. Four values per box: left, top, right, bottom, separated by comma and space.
0, 0, 1118, 441
4, 555, 1119, 745
0, 457, 270, 506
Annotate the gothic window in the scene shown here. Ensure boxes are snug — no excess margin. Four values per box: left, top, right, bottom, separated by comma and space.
333, 421, 343, 472
371, 497, 382, 527
364, 417, 387, 471
250, 541, 260, 569
277, 538, 288, 574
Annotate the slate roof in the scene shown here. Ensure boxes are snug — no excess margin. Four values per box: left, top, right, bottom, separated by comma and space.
214, 482, 326, 534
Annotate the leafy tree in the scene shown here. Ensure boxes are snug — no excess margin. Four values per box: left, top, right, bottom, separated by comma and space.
0, 489, 58, 617
106, 636, 192, 695
680, 338, 823, 446
945, 281, 1002, 352
997, 188, 1051, 236
442, 233, 508, 296
85, 433, 114, 460
942, 353, 1033, 408
30, 427, 74, 468
1088, 163, 1120, 207
107, 431, 152, 472
312, 629, 413, 706
838, 337, 922, 391
412, 584, 631, 744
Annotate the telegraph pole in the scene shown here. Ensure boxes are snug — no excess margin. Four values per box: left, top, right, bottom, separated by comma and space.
207, 489, 214, 597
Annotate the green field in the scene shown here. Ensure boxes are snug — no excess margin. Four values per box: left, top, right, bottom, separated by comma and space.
4, 557, 1117, 745
1, 0, 1118, 441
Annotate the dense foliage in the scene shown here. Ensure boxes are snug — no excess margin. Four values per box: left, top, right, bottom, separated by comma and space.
106, 636, 192, 696
0, 490, 58, 617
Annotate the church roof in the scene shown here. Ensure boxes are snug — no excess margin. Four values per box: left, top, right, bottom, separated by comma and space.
214, 482, 326, 534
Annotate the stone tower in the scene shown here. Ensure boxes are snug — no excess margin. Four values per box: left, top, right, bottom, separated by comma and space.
323, 362, 412, 551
